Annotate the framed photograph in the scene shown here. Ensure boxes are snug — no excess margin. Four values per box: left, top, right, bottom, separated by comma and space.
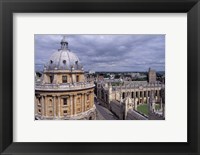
0, 0, 200, 154
34, 34, 165, 121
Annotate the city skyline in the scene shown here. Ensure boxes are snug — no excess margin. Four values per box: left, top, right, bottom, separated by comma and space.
35, 34, 165, 72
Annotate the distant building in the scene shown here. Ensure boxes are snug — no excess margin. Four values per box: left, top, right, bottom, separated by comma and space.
96, 68, 165, 120
148, 68, 156, 83
131, 73, 140, 78
35, 37, 96, 120
88, 70, 95, 74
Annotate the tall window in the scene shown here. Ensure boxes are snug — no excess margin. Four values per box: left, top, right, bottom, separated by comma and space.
62, 76, 67, 83
63, 98, 67, 105
76, 75, 79, 82
49, 75, 53, 83
122, 92, 125, 99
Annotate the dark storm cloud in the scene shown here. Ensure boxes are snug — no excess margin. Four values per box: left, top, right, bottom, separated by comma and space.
35, 34, 165, 72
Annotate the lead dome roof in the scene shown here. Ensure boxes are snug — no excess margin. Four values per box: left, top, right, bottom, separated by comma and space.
45, 36, 83, 71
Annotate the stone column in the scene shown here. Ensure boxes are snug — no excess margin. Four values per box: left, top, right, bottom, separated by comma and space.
90, 92, 93, 108
41, 95, 45, 117
53, 95, 56, 118
70, 95, 73, 116
138, 91, 140, 104
146, 91, 148, 104
89, 93, 91, 108
44, 95, 47, 117
142, 91, 144, 104
35, 96, 37, 115
74, 95, 76, 115
57, 96, 61, 117
83, 93, 86, 112
88, 93, 90, 108
85, 93, 87, 110
134, 98, 137, 110
81, 93, 84, 112
157, 89, 160, 102
92, 92, 94, 107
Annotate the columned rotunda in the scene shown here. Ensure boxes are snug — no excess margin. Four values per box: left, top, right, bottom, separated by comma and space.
35, 36, 96, 120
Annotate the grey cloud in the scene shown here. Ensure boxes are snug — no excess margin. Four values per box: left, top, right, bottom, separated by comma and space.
35, 34, 165, 72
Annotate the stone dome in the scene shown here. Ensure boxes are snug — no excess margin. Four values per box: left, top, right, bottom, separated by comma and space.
45, 36, 83, 71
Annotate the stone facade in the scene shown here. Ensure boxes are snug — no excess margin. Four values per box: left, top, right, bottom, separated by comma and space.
97, 81, 163, 108
35, 37, 96, 120
96, 69, 165, 120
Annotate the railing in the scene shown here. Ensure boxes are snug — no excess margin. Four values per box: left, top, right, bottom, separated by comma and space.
35, 82, 95, 91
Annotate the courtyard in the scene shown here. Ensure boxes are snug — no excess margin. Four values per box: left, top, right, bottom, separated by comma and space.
137, 103, 161, 116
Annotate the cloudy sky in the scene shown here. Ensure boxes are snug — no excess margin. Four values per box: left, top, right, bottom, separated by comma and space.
35, 34, 165, 72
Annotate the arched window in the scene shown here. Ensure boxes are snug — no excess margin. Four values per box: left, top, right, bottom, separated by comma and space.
49, 75, 53, 83
76, 75, 79, 82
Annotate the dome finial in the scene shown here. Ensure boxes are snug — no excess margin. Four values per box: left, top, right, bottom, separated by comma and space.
60, 35, 68, 50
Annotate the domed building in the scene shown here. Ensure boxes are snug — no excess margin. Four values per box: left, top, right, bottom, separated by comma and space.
35, 36, 96, 120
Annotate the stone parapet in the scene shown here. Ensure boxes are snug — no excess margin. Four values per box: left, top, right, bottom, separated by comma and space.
35, 82, 95, 91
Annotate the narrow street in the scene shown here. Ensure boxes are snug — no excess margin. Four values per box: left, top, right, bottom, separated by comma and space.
94, 98, 118, 120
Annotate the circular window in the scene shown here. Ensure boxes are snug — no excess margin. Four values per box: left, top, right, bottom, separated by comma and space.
63, 60, 66, 64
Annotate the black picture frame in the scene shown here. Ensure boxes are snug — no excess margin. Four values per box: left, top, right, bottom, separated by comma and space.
0, 0, 200, 154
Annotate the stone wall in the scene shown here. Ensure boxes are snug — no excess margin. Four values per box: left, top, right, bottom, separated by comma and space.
110, 101, 122, 119
35, 88, 95, 120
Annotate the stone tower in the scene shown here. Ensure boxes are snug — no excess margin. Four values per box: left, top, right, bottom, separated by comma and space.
35, 36, 96, 120
120, 94, 133, 120
148, 68, 156, 84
